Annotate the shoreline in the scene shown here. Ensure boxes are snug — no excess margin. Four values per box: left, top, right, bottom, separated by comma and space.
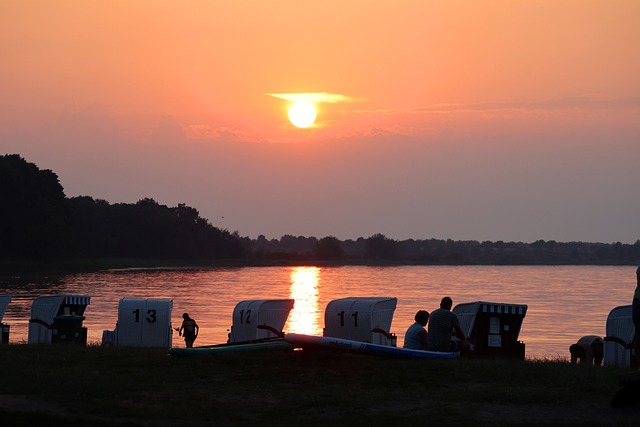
2, 257, 638, 277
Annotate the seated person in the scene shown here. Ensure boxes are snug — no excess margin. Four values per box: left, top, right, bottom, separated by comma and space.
427, 296, 470, 352
403, 310, 429, 350
569, 335, 603, 366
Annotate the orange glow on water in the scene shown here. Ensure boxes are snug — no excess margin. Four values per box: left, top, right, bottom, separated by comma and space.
285, 267, 322, 335
1, 266, 636, 358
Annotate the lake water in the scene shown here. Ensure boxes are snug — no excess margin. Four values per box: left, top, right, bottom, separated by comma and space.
1, 265, 636, 359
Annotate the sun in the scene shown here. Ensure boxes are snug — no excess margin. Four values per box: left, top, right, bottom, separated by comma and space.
288, 101, 316, 128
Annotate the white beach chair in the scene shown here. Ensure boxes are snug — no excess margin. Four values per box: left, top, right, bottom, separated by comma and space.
228, 299, 295, 344
324, 297, 398, 346
603, 305, 635, 368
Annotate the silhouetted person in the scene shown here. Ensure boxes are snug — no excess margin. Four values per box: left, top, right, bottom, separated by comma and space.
427, 297, 470, 352
179, 313, 199, 348
403, 310, 430, 350
632, 266, 640, 369
569, 336, 603, 367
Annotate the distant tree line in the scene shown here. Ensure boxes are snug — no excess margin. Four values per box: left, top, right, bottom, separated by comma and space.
241, 233, 640, 265
0, 154, 244, 264
2, 154, 639, 268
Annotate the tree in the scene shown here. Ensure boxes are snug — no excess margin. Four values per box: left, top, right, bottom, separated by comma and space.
0, 154, 70, 259
315, 236, 345, 260
365, 233, 397, 260
0, 155, 246, 263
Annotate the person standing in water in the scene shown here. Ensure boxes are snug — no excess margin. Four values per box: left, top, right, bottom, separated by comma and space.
179, 313, 199, 348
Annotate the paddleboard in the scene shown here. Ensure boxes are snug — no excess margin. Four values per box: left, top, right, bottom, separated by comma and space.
284, 333, 458, 359
169, 339, 295, 356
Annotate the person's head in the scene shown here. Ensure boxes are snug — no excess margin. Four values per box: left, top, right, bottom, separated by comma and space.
569, 343, 583, 356
415, 310, 429, 326
182, 313, 190, 320
569, 343, 584, 365
440, 297, 453, 310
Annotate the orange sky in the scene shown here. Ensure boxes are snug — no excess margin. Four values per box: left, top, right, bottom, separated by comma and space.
1, 1, 639, 242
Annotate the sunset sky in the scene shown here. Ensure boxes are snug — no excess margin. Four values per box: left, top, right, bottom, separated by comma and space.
2, 1, 639, 243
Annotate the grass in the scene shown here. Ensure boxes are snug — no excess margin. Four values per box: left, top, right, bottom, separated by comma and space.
0, 344, 638, 426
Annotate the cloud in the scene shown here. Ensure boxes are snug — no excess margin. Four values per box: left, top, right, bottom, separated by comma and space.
183, 124, 270, 144
411, 95, 640, 114
337, 96, 640, 119
266, 92, 357, 104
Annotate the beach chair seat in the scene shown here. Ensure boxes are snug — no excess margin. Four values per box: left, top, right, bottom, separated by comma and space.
0, 294, 11, 345
603, 305, 635, 368
28, 295, 90, 345
453, 301, 528, 359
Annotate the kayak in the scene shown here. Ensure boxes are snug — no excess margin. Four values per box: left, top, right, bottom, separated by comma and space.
168, 338, 295, 356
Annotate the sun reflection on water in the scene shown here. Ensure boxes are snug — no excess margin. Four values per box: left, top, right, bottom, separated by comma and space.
285, 267, 322, 335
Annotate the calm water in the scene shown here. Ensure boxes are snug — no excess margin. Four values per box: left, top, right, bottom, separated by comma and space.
1, 265, 636, 359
